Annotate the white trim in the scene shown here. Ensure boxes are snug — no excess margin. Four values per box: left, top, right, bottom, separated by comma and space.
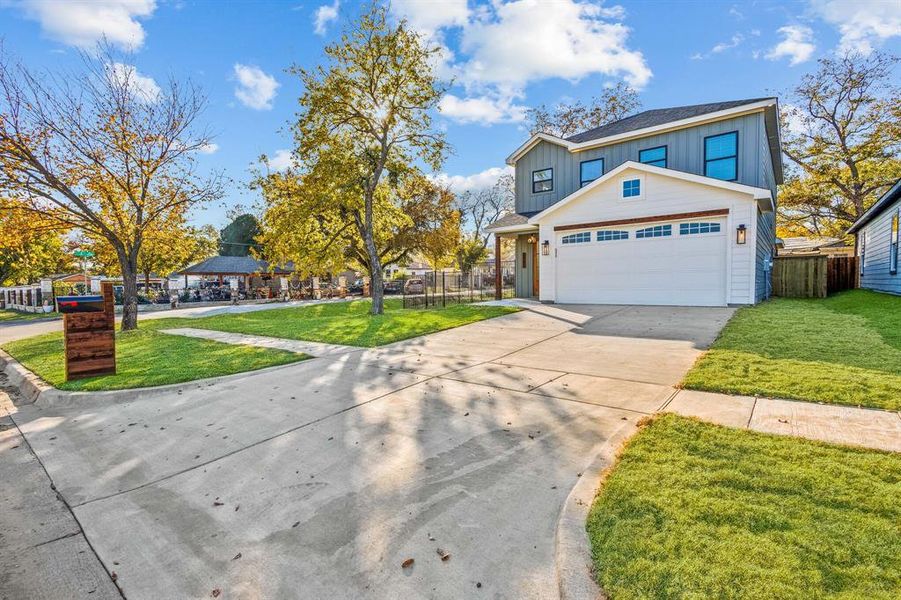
505, 100, 776, 165
486, 223, 539, 235
527, 161, 773, 224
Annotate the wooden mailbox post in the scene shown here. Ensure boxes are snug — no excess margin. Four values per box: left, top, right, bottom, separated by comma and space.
60, 282, 116, 381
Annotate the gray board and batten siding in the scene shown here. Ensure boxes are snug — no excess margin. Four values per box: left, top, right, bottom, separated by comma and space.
514, 112, 777, 215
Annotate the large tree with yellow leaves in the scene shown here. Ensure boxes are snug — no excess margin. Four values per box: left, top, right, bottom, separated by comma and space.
0, 47, 222, 329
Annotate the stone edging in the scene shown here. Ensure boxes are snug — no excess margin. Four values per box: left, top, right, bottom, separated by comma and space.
0, 349, 311, 409
554, 419, 638, 600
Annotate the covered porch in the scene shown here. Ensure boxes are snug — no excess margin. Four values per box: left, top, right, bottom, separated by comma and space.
487, 214, 540, 300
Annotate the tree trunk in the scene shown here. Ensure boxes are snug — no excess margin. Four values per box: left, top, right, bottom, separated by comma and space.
363, 228, 384, 315
117, 251, 140, 331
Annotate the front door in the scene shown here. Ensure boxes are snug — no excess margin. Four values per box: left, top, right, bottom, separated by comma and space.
532, 240, 540, 297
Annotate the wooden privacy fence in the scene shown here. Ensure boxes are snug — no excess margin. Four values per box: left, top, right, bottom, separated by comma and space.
772, 255, 858, 298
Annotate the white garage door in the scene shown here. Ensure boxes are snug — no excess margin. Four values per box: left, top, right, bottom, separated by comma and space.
555, 220, 728, 306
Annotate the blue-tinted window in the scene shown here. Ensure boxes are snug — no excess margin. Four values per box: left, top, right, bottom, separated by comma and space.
561, 231, 591, 244
679, 222, 722, 235
580, 158, 604, 187
639, 146, 667, 168
532, 168, 553, 193
622, 178, 641, 198
597, 230, 629, 241
635, 224, 672, 239
704, 132, 738, 181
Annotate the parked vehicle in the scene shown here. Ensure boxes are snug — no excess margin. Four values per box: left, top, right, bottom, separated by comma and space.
383, 280, 402, 295
403, 278, 424, 294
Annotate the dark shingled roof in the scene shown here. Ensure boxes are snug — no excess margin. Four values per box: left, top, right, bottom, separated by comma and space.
179, 255, 294, 275
847, 179, 901, 234
486, 212, 532, 231
565, 98, 775, 144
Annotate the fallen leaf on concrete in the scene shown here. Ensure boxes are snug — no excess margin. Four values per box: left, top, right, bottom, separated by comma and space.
213, 501, 224, 507
232, 553, 242, 560
778, 419, 789, 424
234, 505, 240, 512
292, 521, 300, 528
436, 548, 450, 561
402, 558, 414, 569
211, 589, 221, 598
110, 572, 118, 582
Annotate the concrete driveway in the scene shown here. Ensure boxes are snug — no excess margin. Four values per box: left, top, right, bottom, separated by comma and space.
3, 303, 733, 599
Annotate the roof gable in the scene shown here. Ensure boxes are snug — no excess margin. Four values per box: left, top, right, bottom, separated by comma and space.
847, 179, 901, 234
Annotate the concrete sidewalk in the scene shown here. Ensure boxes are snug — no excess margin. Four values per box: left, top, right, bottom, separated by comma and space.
665, 389, 901, 453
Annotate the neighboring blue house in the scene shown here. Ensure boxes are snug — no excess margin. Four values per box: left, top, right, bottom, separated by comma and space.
488, 98, 782, 306
848, 179, 901, 295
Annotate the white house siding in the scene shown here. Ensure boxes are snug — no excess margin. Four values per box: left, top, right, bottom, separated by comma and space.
536, 169, 759, 305
859, 196, 901, 295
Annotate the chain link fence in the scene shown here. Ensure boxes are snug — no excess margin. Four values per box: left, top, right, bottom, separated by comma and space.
400, 261, 515, 309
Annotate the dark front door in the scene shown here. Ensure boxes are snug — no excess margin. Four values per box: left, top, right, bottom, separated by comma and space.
532, 241, 539, 297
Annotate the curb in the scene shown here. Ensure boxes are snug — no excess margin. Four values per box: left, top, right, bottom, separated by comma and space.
555, 419, 637, 600
0, 349, 316, 409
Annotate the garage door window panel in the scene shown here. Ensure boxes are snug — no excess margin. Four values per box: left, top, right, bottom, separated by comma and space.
597, 230, 629, 241
679, 222, 722, 235
635, 224, 672, 238
561, 231, 591, 244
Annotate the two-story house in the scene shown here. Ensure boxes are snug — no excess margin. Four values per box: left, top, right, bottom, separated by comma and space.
487, 98, 782, 307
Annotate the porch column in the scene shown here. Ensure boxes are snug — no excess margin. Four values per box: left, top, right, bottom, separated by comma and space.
494, 234, 502, 300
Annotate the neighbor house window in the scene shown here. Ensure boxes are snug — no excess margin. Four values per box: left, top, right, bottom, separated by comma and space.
622, 178, 641, 198
635, 224, 672, 238
861, 230, 869, 275
597, 230, 629, 241
561, 231, 591, 244
639, 145, 667, 168
704, 131, 738, 181
679, 222, 722, 235
532, 168, 553, 193
890, 211, 899, 275
580, 158, 604, 187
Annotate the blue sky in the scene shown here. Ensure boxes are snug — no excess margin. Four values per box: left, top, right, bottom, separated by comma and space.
1, 0, 899, 228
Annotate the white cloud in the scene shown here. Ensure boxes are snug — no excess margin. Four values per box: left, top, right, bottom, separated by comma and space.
198, 143, 219, 154
430, 166, 513, 193
232, 64, 280, 110
693, 33, 745, 59
108, 62, 160, 102
456, 0, 651, 90
438, 93, 528, 125
313, 0, 340, 36
392, 0, 651, 127
766, 25, 816, 65
811, 0, 901, 54
13, 0, 156, 50
267, 149, 293, 171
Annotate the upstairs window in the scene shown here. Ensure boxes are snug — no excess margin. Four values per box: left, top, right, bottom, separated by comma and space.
890, 211, 899, 275
561, 231, 591, 244
622, 178, 641, 198
679, 222, 722, 235
636, 224, 672, 238
597, 230, 629, 241
580, 158, 604, 187
704, 131, 738, 181
532, 168, 553, 193
639, 145, 667, 168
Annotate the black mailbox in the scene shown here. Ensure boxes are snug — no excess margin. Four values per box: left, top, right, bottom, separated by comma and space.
57, 295, 104, 313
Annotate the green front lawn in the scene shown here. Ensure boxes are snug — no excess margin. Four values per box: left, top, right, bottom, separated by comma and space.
682, 290, 901, 410
2, 299, 516, 390
0, 309, 59, 322
587, 414, 901, 600
3, 328, 306, 391
147, 298, 519, 347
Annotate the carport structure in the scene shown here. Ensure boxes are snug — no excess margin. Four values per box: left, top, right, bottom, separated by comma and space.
179, 256, 294, 294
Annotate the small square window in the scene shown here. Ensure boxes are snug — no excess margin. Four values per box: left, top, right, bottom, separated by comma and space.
532, 168, 553, 193
622, 178, 641, 198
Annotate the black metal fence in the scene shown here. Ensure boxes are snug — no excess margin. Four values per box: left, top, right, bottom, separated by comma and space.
400, 261, 515, 309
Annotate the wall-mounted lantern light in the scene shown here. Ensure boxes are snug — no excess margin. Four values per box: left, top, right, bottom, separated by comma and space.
541, 240, 550, 255
736, 224, 747, 245
527, 235, 536, 245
